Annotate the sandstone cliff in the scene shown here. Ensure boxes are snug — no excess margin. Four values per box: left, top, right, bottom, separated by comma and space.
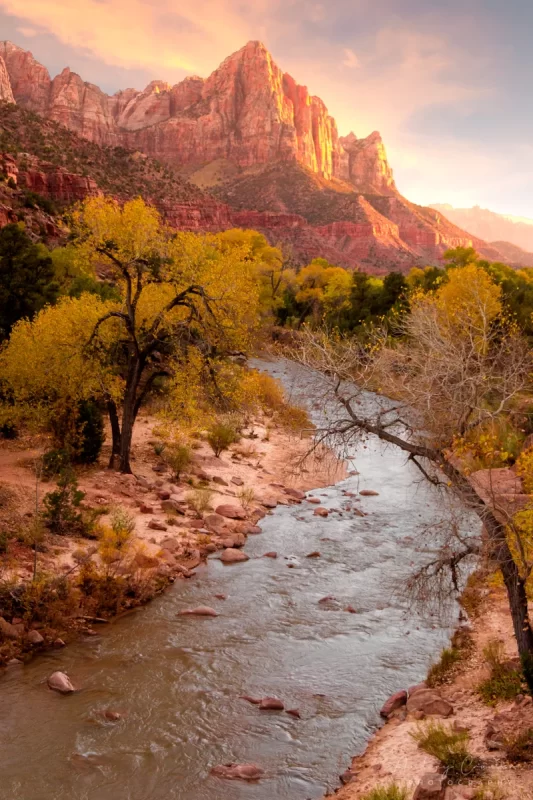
0, 40, 507, 272
0, 56, 14, 104
0, 40, 394, 192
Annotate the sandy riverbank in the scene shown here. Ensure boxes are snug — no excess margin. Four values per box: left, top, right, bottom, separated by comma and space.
325, 584, 533, 800
0, 412, 346, 664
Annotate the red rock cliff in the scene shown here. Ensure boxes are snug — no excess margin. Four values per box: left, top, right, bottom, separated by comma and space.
0, 40, 394, 191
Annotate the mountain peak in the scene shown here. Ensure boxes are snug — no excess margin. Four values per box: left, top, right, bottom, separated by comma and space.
0, 38, 395, 191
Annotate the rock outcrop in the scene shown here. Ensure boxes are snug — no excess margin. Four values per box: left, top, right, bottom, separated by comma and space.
0, 55, 14, 103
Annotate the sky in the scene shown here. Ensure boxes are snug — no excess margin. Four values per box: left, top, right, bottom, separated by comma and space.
0, 0, 531, 217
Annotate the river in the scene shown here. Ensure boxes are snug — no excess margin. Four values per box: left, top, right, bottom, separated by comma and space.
0, 359, 473, 800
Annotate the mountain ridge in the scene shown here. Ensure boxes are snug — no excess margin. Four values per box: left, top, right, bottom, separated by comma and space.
0, 39, 514, 272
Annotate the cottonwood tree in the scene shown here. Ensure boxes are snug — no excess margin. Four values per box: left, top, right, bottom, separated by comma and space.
1, 197, 262, 473
295, 263, 533, 685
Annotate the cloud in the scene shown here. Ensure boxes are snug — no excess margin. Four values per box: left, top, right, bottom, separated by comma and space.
342, 48, 359, 68
16, 25, 39, 37
309, 4, 325, 23
0, 0, 284, 78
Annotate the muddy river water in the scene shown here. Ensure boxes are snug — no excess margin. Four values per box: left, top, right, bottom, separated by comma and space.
0, 359, 474, 800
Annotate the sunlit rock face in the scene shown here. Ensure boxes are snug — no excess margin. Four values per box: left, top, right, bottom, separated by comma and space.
0, 39, 490, 272
0, 55, 14, 103
0, 40, 394, 188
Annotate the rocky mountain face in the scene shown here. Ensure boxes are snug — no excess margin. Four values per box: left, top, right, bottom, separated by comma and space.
0, 39, 505, 272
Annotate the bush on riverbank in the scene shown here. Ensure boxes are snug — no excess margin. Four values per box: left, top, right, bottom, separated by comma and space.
360, 785, 409, 800
412, 722, 483, 783
477, 640, 525, 705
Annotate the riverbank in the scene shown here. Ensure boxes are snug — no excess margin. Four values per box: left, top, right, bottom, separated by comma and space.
0, 410, 346, 667
325, 582, 533, 800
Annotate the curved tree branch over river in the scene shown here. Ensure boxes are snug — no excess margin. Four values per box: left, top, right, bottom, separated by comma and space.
293, 262, 533, 688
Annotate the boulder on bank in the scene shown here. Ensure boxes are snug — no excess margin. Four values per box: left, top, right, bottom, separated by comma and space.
220, 548, 249, 563
215, 504, 247, 520
210, 763, 264, 781
406, 689, 453, 717
178, 606, 218, 617
48, 671, 76, 693
26, 630, 44, 645
284, 488, 305, 500
204, 514, 230, 534
0, 616, 23, 639
380, 689, 407, 718
413, 773, 446, 799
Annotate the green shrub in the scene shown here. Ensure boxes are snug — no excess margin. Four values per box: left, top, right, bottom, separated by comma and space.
165, 444, 192, 479
412, 722, 483, 783
477, 640, 525, 705
207, 422, 240, 457
6, 177, 16, 190
42, 448, 71, 479
427, 647, 463, 687
23, 190, 57, 215
0, 530, 9, 554
153, 441, 166, 457
43, 469, 85, 534
360, 786, 409, 800
75, 399, 105, 464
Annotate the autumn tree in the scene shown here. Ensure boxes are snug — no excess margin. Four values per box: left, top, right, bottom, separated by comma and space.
1, 198, 262, 473
293, 258, 352, 327
215, 228, 290, 319
296, 263, 533, 685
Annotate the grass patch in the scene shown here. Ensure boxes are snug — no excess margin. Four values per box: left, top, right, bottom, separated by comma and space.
427, 647, 463, 687
412, 722, 484, 783
503, 728, 533, 763
427, 628, 474, 687
360, 786, 409, 800
477, 640, 525, 706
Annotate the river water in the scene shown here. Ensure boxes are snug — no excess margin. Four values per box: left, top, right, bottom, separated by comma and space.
0, 359, 472, 800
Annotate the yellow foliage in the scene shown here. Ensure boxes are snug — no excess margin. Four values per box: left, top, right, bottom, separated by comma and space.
516, 447, 533, 494
435, 264, 502, 331
0, 293, 122, 424
295, 259, 352, 322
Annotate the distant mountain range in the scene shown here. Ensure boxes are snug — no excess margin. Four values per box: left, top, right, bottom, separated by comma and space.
0, 39, 523, 272
430, 204, 533, 264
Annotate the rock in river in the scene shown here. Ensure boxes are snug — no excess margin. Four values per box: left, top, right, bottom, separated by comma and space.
178, 606, 219, 617
48, 671, 76, 694
259, 697, 284, 710
210, 763, 264, 781
220, 548, 249, 563
380, 689, 408, 718
313, 507, 329, 518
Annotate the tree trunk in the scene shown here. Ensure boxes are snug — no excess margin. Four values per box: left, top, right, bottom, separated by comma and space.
118, 352, 143, 474
119, 399, 136, 474
441, 459, 533, 686
484, 511, 533, 692
107, 400, 121, 470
